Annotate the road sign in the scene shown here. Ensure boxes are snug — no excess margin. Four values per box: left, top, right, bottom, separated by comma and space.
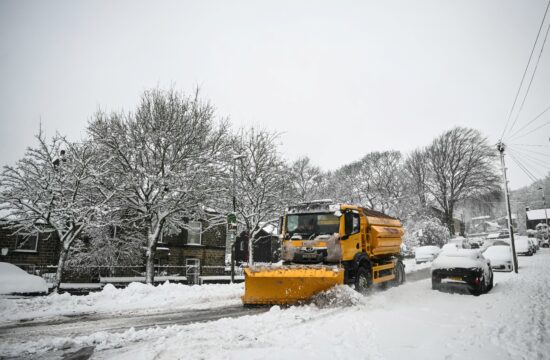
227, 213, 237, 232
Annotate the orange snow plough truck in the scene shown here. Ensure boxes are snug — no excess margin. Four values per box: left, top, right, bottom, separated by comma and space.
242, 201, 406, 305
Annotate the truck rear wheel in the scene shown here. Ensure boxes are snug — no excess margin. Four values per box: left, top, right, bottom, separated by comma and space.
393, 261, 405, 286
354, 266, 372, 294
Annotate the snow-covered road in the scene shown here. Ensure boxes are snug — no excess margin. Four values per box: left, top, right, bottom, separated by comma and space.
1, 251, 549, 359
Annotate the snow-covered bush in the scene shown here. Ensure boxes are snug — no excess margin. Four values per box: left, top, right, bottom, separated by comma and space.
403, 216, 450, 248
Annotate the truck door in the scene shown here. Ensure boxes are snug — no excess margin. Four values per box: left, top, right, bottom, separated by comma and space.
342, 210, 361, 261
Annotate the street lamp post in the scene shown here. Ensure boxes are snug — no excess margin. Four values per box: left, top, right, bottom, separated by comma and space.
538, 186, 549, 239
230, 154, 245, 283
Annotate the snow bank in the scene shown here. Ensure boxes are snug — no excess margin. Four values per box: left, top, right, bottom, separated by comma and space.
3, 251, 550, 359
0, 281, 243, 322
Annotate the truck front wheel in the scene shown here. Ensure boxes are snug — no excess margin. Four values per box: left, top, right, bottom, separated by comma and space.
354, 266, 372, 294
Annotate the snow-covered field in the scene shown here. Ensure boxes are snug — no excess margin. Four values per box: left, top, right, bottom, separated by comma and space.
1, 251, 549, 359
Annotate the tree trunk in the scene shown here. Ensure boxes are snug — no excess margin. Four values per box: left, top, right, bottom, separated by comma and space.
53, 246, 69, 293
445, 211, 455, 236
144, 221, 158, 284
145, 248, 156, 284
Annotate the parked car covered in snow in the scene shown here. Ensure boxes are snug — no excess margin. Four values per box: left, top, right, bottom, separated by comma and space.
414, 245, 441, 264
482, 245, 513, 272
515, 238, 533, 256
492, 239, 510, 246
528, 238, 539, 252
0, 262, 48, 295
441, 243, 459, 253
431, 249, 493, 296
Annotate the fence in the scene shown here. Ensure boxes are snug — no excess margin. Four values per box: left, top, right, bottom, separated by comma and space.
15, 264, 239, 284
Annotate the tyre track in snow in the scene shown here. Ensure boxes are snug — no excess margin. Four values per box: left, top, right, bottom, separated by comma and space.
0, 305, 268, 341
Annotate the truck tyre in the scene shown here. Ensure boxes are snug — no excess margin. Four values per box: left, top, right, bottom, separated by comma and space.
431, 277, 441, 291
354, 266, 372, 294
393, 261, 405, 286
487, 271, 494, 292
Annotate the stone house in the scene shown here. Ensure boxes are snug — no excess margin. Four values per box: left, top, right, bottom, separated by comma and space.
1, 216, 228, 281
0, 221, 60, 275
154, 218, 227, 278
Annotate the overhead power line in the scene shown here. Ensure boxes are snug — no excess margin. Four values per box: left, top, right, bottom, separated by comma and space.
509, 143, 550, 148
509, 118, 550, 142
507, 105, 550, 140
500, 0, 550, 140
506, 19, 550, 138
508, 152, 539, 183
509, 147, 550, 175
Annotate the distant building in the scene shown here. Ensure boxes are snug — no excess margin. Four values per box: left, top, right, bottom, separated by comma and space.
526, 209, 550, 230
429, 207, 465, 235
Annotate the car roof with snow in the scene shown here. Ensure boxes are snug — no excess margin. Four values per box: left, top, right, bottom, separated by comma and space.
483, 245, 511, 255
415, 245, 440, 253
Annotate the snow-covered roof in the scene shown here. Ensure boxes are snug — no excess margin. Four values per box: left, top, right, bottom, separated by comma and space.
472, 215, 491, 221
526, 209, 550, 221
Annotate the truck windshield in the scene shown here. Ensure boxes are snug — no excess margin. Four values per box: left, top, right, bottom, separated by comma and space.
286, 213, 340, 237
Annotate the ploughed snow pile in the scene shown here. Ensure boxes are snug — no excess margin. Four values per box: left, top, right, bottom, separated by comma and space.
0, 281, 243, 322
311, 285, 366, 308
0, 262, 48, 295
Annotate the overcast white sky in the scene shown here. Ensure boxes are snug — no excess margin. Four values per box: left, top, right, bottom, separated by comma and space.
1, 0, 549, 190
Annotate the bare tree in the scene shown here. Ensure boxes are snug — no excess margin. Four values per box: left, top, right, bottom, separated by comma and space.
229, 128, 288, 262
87, 88, 229, 283
289, 157, 323, 202
425, 127, 500, 235
0, 131, 112, 291
327, 151, 405, 216
404, 149, 429, 208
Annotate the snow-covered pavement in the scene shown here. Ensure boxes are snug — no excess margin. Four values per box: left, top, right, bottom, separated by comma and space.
1, 251, 549, 359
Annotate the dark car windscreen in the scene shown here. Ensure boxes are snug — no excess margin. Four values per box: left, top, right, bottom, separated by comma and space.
286, 213, 340, 237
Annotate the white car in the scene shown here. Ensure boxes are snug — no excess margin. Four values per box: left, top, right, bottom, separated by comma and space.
515, 238, 533, 256
415, 245, 441, 264
0, 262, 48, 295
483, 245, 513, 272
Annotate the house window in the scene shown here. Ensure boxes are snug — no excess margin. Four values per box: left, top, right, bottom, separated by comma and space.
187, 221, 202, 245
14, 234, 39, 253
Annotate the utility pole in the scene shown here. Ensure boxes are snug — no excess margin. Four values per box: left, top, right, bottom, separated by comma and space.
538, 186, 549, 240
497, 142, 519, 273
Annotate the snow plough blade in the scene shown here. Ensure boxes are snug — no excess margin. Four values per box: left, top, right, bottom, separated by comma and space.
242, 266, 344, 305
